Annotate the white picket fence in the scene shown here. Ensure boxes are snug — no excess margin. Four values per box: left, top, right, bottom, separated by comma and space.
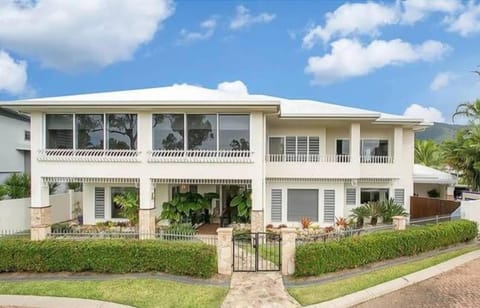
0, 190, 82, 231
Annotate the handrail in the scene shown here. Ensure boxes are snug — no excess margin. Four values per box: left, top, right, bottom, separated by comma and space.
360, 155, 393, 164
148, 150, 253, 163
266, 154, 351, 163
38, 149, 141, 162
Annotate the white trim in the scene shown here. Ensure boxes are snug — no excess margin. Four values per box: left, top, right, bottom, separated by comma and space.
151, 178, 252, 185
42, 177, 139, 184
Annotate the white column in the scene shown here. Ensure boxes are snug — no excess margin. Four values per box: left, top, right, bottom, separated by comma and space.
393, 127, 403, 165
350, 123, 361, 164
250, 112, 265, 232
139, 178, 155, 239
137, 111, 152, 161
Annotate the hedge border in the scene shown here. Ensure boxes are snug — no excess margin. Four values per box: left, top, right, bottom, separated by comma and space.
0, 239, 217, 278
295, 219, 478, 277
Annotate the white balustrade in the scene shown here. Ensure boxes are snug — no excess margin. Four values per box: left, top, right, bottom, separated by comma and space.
37, 149, 141, 162
360, 155, 393, 164
265, 154, 351, 163
148, 150, 254, 163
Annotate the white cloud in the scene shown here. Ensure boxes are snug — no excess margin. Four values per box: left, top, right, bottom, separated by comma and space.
305, 39, 450, 84
302, 2, 398, 48
430, 72, 457, 91
0, 0, 174, 71
0, 50, 27, 95
403, 104, 445, 123
401, 0, 462, 24
447, 1, 480, 36
217, 80, 249, 95
229, 5, 275, 30
178, 17, 217, 44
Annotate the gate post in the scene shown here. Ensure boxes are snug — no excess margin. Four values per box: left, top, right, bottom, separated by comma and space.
393, 216, 407, 230
217, 227, 233, 275
280, 228, 297, 275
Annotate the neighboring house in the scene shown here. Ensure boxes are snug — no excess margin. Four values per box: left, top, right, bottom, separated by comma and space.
1, 85, 427, 239
0, 107, 30, 183
413, 164, 457, 199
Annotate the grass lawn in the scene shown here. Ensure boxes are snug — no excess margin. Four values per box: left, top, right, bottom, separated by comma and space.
0, 278, 228, 308
288, 245, 479, 306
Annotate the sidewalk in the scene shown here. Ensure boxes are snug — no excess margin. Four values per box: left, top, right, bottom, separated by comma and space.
306, 249, 480, 308
0, 295, 134, 308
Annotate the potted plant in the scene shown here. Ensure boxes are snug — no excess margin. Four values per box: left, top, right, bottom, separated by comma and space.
364, 201, 384, 226
427, 189, 440, 198
349, 205, 369, 228
72, 201, 83, 225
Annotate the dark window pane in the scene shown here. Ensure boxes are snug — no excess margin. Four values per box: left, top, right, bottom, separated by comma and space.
111, 187, 138, 219
152, 114, 184, 150
46, 114, 73, 149
219, 114, 250, 150
360, 188, 389, 204
269, 137, 284, 154
336, 139, 350, 155
361, 139, 389, 156
76, 114, 104, 149
107, 114, 137, 150
187, 114, 216, 150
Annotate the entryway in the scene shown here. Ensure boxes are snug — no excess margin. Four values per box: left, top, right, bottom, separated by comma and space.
233, 232, 281, 272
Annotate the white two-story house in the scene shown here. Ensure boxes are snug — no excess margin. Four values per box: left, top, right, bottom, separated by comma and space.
2, 84, 426, 239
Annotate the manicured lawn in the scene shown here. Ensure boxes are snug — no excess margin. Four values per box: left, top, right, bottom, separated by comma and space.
0, 278, 228, 308
288, 246, 479, 306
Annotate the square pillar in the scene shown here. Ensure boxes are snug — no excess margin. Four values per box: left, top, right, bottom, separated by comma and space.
281, 228, 297, 275
251, 178, 264, 232
393, 216, 407, 230
139, 209, 156, 239
30, 182, 51, 241
217, 227, 233, 275
139, 178, 156, 239
393, 127, 403, 165
350, 123, 361, 164
251, 210, 264, 233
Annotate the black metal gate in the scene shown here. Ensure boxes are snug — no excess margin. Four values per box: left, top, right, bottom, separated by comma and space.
233, 232, 281, 272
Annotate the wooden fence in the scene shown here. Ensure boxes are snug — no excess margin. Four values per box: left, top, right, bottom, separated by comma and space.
410, 196, 460, 219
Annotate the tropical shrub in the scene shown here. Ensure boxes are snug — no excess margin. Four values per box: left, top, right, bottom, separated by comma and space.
381, 198, 407, 223
113, 190, 139, 226
1, 173, 30, 199
300, 217, 312, 229
165, 223, 196, 235
335, 217, 348, 229
364, 201, 383, 226
0, 239, 217, 278
161, 192, 218, 224
229, 189, 252, 222
295, 219, 477, 276
349, 206, 369, 228
427, 189, 440, 198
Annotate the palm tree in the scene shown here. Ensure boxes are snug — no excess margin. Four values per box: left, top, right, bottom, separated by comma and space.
452, 99, 480, 123
415, 140, 442, 168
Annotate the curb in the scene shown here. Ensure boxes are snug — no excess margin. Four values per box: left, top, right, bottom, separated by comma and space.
0, 295, 134, 308
305, 249, 480, 308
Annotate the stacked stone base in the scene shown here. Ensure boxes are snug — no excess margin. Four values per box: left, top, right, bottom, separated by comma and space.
139, 208, 156, 239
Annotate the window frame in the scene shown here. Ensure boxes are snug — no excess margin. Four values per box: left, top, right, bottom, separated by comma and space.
335, 138, 350, 155
44, 113, 75, 150
360, 139, 389, 157
267, 136, 321, 158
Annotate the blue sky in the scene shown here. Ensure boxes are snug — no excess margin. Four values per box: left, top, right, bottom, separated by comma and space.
0, 0, 479, 123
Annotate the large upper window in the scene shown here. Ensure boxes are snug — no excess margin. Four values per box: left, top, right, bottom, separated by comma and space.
269, 137, 284, 154
187, 114, 217, 150
152, 113, 249, 152
219, 114, 249, 150
361, 139, 388, 157
152, 114, 184, 150
107, 114, 137, 150
45, 113, 137, 151
46, 114, 73, 149
336, 139, 350, 155
76, 114, 104, 149
268, 136, 319, 161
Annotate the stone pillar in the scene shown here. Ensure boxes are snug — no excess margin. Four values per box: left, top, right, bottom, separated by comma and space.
393, 216, 407, 230
139, 178, 156, 239
217, 227, 233, 275
31, 206, 51, 241
139, 209, 156, 239
281, 228, 297, 275
251, 210, 264, 233
30, 182, 51, 241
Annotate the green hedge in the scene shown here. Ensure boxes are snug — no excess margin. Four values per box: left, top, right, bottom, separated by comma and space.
0, 239, 217, 278
295, 219, 478, 277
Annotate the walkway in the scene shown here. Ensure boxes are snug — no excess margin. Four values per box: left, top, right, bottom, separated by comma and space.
0, 295, 133, 308
355, 258, 480, 308
221, 272, 300, 308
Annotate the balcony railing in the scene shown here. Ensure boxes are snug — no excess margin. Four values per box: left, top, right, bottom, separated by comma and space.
266, 154, 351, 163
37, 149, 141, 162
360, 155, 393, 164
148, 150, 254, 163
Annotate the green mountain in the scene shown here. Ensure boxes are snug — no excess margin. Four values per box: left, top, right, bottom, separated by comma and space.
415, 122, 465, 143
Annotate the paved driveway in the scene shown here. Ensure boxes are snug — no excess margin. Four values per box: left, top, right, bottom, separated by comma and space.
356, 258, 480, 308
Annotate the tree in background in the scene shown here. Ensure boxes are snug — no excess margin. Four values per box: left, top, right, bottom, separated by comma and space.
414, 139, 443, 168
1, 173, 30, 199
452, 99, 480, 124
